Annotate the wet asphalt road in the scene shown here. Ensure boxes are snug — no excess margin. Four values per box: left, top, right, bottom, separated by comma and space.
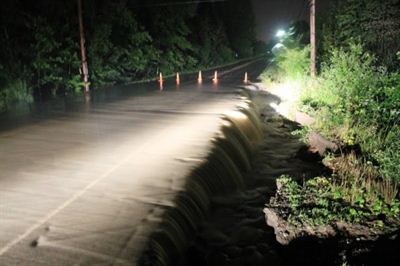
0, 58, 267, 265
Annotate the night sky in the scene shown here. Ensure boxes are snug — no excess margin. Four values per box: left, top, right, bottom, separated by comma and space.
251, 0, 333, 41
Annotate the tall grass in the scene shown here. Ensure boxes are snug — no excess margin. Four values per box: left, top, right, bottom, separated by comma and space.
262, 44, 310, 85
328, 153, 398, 205
0, 79, 33, 113
300, 44, 400, 183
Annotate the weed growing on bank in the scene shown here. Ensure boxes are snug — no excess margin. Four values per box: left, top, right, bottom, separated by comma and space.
278, 172, 400, 228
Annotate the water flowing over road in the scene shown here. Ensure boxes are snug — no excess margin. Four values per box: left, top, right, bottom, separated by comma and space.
0, 59, 267, 265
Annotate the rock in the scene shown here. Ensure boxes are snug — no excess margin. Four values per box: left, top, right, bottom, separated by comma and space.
264, 207, 294, 245
308, 132, 338, 155
335, 221, 385, 241
264, 187, 394, 245
30, 236, 47, 247
264, 202, 395, 245
294, 111, 315, 126
264, 206, 337, 245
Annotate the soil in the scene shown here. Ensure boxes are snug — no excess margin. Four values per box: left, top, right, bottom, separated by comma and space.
178, 89, 400, 266
265, 184, 399, 245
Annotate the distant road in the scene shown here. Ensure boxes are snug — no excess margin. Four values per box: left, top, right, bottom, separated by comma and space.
0, 58, 267, 265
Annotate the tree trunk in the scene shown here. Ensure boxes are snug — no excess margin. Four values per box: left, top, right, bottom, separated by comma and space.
78, 0, 89, 92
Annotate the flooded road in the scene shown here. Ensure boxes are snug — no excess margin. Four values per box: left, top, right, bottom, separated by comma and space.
0, 59, 266, 265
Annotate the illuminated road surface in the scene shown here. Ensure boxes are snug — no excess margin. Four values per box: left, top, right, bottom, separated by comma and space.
0, 59, 266, 265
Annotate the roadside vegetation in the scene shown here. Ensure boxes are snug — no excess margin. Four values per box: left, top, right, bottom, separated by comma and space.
0, 0, 265, 112
263, 0, 400, 233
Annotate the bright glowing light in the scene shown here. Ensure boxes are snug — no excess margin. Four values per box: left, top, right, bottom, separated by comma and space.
276, 30, 286, 38
273, 43, 284, 49
268, 80, 302, 118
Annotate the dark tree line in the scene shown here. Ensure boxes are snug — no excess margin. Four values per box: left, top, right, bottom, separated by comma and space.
320, 0, 400, 70
0, 0, 263, 109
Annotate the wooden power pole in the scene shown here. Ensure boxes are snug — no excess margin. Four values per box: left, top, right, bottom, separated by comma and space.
310, 0, 316, 77
78, 0, 89, 92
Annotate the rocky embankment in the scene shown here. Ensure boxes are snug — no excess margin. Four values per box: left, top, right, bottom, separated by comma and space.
265, 177, 399, 246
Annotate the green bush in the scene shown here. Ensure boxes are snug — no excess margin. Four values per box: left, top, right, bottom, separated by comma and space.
30, 17, 82, 95
88, 6, 159, 86
277, 174, 399, 227
301, 43, 400, 183
261, 43, 310, 85
0, 79, 33, 112
276, 45, 310, 80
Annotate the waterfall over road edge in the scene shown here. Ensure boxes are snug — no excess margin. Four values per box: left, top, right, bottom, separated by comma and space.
139, 92, 264, 266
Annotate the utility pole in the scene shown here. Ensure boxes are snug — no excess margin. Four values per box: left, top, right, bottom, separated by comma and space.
310, 0, 316, 78
78, 0, 89, 93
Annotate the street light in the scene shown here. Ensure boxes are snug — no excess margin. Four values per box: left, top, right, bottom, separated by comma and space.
276, 29, 286, 38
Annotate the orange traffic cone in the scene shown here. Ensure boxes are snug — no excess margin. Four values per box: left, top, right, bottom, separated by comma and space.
198, 71, 203, 84
212, 71, 218, 84
159, 73, 164, 90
